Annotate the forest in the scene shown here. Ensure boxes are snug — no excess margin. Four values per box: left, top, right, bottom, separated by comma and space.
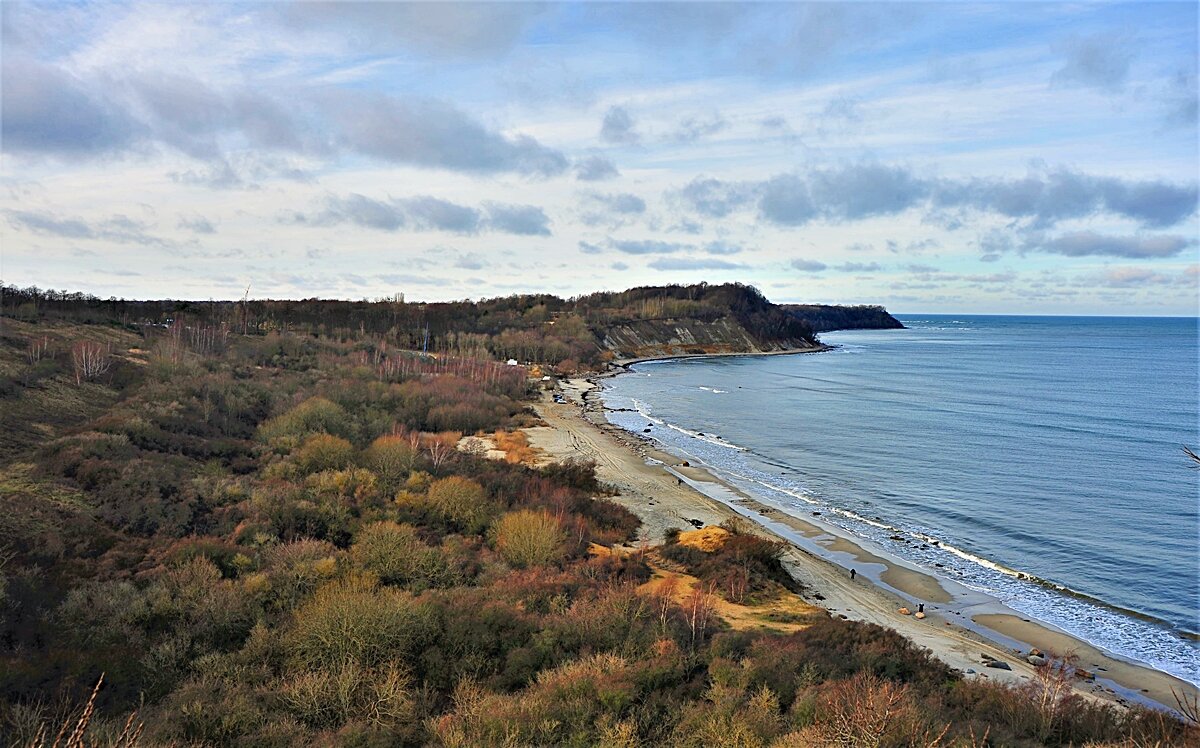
0, 283, 826, 370
0, 287, 1195, 747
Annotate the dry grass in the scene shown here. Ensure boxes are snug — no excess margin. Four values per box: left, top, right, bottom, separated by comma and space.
676, 526, 730, 553
638, 561, 820, 634
492, 430, 540, 465
27, 674, 143, 748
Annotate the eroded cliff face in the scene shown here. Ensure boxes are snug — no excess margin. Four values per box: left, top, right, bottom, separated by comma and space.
600, 317, 815, 360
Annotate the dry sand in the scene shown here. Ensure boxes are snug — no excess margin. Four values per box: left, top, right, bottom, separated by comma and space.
524, 377, 1198, 713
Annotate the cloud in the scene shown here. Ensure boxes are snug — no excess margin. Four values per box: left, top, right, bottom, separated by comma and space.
311, 194, 407, 231
610, 261, 629, 271
178, 216, 216, 234
1096, 267, 1173, 287
1052, 33, 1135, 92
836, 262, 883, 272
296, 194, 548, 235
676, 165, 1197, 229
611, 239, 687, 255
404, 197, 482, 233
600, 105, 639, 144
676, 176, 756, 218
648, 256, 745, 271
790, 259, 828, 272
273, 2, 544, 59
575, 155, 620, 181
671, 112, 728, 143
1037, 231, 1193, 259
1161, 69, 1198, 129
578, 241, 603, 255
1, 55, 139, 156
6, 209, 168, 246
483, 202, 551, 236
703, 241, 743, 255
454, 252, 486, 270
326, 92, 567, 176
585, 192, 646, 215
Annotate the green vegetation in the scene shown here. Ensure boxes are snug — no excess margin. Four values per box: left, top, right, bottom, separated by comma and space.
782, 303, 905, 332
0, 292, 1193, 747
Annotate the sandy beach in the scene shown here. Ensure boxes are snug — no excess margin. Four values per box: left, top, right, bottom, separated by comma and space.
523, 370, 1199, 714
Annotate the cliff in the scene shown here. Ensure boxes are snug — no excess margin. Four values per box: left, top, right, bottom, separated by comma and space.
599, 316, 817, 361
783, 304, 904, 333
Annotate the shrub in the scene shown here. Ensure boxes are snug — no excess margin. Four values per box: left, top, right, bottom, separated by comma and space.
287, 577, 436, 669
258, 396, 352, 442
305, 467, 381, 509
280, 660, 413, 729
362, 434, 419, 491
292, 433, 354, 475
426, 476, 498, 534
491, 510, 566, 568
350, 521, 450, 589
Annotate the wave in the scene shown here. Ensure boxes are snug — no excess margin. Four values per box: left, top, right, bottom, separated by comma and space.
629, 398, 748, 452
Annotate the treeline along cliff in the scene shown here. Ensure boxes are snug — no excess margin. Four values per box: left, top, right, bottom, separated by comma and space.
2, 283, 904, 370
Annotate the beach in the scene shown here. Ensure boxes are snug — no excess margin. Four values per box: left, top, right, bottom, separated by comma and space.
523, 368, 1199, 714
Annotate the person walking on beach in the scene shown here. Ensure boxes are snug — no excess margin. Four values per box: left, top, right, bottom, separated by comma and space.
850, 568, 856, 580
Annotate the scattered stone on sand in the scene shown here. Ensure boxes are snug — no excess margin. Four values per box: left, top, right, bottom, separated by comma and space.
1077, 669, 1096, 681
687, 518, 704, 528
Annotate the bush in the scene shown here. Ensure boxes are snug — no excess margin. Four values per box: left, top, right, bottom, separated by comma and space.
305, 467, 381, 509
280, 660, 413, 729
350, 521, 450, 589
491, 510, 566, 568
258, 397, 353, 442
425, 476, 498, 534
362, 434, 419, 491
287, 577, 436, 669
292, 433, 354, 475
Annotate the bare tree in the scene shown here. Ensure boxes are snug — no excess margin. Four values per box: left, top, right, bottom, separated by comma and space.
70, 341, 111, 385
26, 337, 50, 365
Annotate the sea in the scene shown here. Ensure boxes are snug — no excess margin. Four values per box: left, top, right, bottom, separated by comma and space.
599, 315, 1200, 686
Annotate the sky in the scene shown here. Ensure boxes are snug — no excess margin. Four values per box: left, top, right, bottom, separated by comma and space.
1, 1, 1197, 314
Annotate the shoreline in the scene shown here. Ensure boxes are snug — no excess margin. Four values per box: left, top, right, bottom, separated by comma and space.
523, 364, 1198, 714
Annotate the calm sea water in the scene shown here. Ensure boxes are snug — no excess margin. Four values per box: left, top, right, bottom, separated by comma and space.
601, 315, 1200, 684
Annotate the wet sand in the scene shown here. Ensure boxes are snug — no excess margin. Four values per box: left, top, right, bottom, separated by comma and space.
524, 375, 1198, 713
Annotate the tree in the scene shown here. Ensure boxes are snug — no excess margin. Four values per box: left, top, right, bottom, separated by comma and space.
71, 340, 111, 384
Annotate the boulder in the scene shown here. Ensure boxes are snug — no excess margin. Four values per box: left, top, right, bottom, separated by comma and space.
986, 660, 1012, 671
914, 611, 926, 620
898, 607, 911, 615
1076, 668, 1096, 681
1027, 655, 1047, 667
1029, 647, 1043, 657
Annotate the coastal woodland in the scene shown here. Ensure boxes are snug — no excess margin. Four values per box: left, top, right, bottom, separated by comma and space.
0, 284, 1194, 746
